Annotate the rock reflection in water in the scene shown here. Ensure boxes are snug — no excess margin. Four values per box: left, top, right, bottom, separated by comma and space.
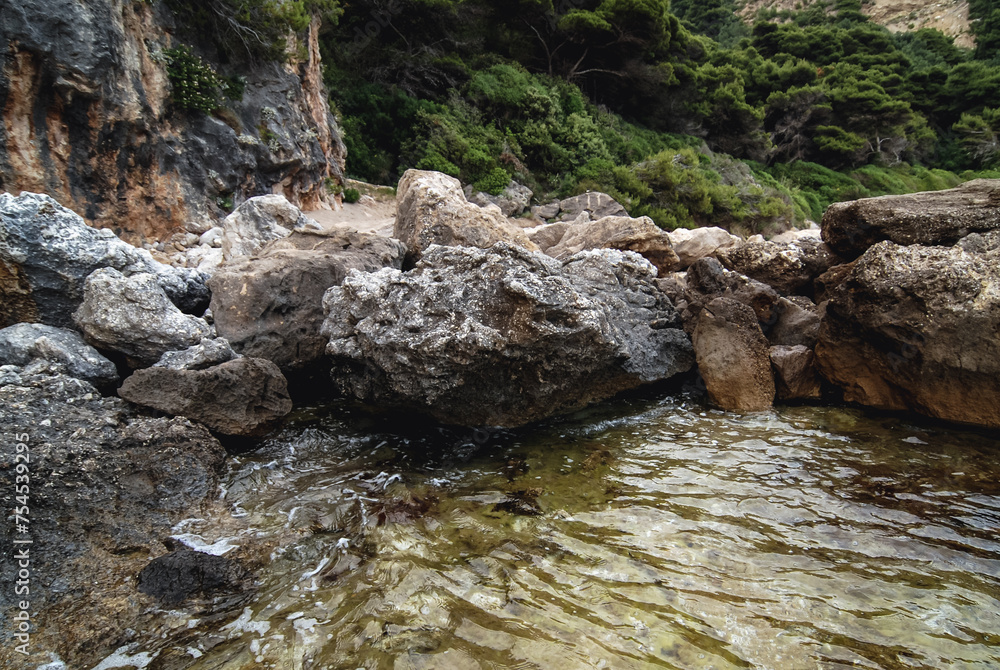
104, 398, 1000, 669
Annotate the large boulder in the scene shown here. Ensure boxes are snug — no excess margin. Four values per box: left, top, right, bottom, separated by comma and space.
209, 228, 406, 373
119, 357, 292, 437
321, 243, 694, 427
0, 322, 118, 388
73, 268, 212, 367
556, 192, 627, 221
815, 234, 1000, 429
394, 170, 537, 262
821, 179, 1000, 259
692, 297, 775, 412
667, 226, 742, 269
0, 192, 209, 328
220, 194, 321, 261
529, 215, 680, 276
770, 344, 823, 401
716, 236, 842, 297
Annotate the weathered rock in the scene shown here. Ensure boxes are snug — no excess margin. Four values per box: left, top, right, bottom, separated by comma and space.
119, 357, 291, 436
153, 337, 240, 371
465, 181, 533, 217
73, 268, 212, 367
770, 227, 822, 244
321, 243, 693, 427
821, 179, 1000, 259
209, 228, 405, 373
220, 194, 320, 261
533, 215, 680, 276
770, 345, 823, 401
0, 2, 344, 242
531, 200, 561, 220
667, 226, 742, 269
137, 550, 254, 607
556, 192, 627, 221
394, 170, 537, 261
716, 236, 842, 297
0, 322, 118, 387
815, 237, 1000, 429
0, 367, 225, 668
768, 297, 823, 348
692, 297, 775, 412
813, 261, 856, 304
525, 221, 572, 252
677, 257, 782, 333
0, 192, 210, 328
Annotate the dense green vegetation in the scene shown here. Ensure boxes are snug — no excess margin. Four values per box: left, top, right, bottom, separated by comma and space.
174, 0, 1000, 231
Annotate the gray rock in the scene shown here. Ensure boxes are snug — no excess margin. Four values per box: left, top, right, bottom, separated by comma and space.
73, 268, 212, 367
531, 201, 561, 220
0, 367, 225, 662
815, 238, 1000, 429
209, 228, 406, 373
137, 550, 253, 607
465, 181, 534, 217
220, 194, 320, 261
822, 179, 1000, 259
692, 297, 775, 412
770, 344, 823, 401
716, 236, 842, 297
0, 192, 210, 328
768, 297, 823, 348
394, 170, 537, 262
153, 338, 240, 371
557, 192, 626, 221
321, 243, 693, 427
119, 357, 292, 437
0, 323, 118, 387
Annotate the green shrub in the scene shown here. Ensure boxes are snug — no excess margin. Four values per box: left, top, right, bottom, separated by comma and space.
342, 187, 361, 203
473, 167, 511, 195
164, 46, 224, 113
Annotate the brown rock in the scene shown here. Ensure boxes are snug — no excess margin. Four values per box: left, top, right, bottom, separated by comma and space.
770, 345, 822, 401
815, 236, 1000, 429
716, 237, 842, 297
119, 357, 292, 436
394, 170, 537, 261
813, 261, 856, 304
768, 297, 823, 348
692, 297, 775, 411
821, 179, 1000, 259
209, 228, 405, 373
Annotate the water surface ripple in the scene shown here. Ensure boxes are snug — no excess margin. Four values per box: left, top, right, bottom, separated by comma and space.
119, 398, 1000, 669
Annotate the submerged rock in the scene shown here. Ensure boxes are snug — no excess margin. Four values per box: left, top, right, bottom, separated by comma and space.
692, 297, 775, 412
119, 357, 292, 437
321, 243, 693, 427
822, 179, 1000, 259
209, 229, 406, 374
137, 550, 254, 607
0, 322, 118, 387
394, 170, 537, 262
0, 192, 210, 328
73, 268, 212, 367
815, 236, 1000, 429
529, 215, 680, 276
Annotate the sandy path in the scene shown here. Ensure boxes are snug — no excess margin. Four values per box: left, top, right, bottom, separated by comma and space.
305, 197, 396, 236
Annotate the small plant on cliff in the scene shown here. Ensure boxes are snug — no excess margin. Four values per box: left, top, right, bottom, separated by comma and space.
164, 46, 224, 113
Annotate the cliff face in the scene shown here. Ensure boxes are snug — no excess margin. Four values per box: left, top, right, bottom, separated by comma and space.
0, 0, 346, 244
740, 0, 973, 48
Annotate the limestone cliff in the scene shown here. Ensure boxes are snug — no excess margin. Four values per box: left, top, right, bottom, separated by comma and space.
0, 0, 346, 244
741, 0, 973, 48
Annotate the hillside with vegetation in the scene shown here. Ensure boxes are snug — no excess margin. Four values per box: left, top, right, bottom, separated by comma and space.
321, 0, 1000, 233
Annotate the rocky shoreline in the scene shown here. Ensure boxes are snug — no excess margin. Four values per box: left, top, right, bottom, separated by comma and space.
2, 173, 999, 666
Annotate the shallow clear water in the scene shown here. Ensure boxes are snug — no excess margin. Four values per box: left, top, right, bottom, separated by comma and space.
109, 395, 1000, 669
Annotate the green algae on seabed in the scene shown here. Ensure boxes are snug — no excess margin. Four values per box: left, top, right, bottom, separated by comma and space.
96, 397, 1000, 669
